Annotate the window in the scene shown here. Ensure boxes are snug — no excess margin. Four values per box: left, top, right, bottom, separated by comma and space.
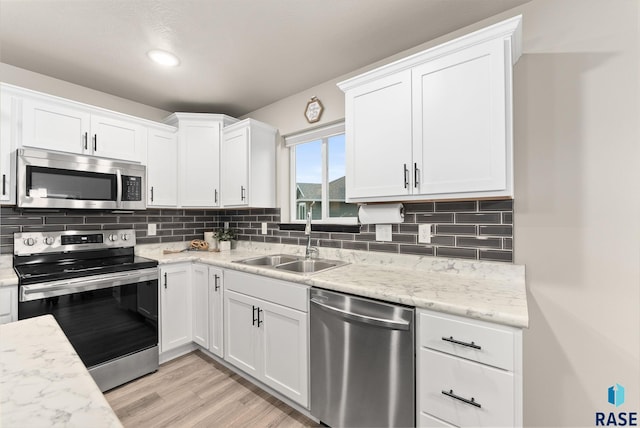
286, 122, 358, 223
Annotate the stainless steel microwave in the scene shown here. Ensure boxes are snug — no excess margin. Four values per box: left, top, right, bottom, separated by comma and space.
16, 148, 146, 210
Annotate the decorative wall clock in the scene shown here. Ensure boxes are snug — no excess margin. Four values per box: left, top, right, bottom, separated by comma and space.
304, 96, 324, 123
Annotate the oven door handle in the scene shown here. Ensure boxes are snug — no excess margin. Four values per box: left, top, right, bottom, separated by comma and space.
20, 268, 158, 302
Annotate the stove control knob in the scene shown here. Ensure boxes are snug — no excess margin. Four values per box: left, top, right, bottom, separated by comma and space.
43, 236, 55, 245
23, 237, 36, 246
121, 233, 130, 241
108, 234, 119, 242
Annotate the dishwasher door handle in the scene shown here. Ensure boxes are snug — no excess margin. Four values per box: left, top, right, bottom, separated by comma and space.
311, 298, 410, 330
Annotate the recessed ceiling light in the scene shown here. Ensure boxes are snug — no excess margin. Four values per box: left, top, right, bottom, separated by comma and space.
147, 49, 180, 67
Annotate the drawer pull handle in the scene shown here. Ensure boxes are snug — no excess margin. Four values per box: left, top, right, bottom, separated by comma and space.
442, 389, 482, 408
442, 336, 481, 350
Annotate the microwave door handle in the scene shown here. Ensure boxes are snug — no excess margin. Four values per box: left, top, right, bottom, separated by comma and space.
116, 169, 123, 208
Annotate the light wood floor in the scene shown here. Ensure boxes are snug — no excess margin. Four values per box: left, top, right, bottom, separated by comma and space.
105, 351, 321, 428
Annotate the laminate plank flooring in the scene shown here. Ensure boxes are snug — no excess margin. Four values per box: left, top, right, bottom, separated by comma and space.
105, 351, 320, 428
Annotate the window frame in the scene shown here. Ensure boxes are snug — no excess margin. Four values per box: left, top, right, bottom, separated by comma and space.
287, 121, 357, 225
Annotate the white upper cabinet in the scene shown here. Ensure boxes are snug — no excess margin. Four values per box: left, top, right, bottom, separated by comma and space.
339, 15, 522, 202
165, 113, 237, 208
345, 70, 413, 199
21, 97, 91, 154
15, 86, 148, 163
220, 119, 277, 208
0, 86, 19, 204
412, 37, 508, 196
147, 125, 179, 207
88, 113, 146, 162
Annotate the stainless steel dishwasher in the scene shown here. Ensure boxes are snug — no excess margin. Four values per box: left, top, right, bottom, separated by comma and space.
310, 287, 415, 428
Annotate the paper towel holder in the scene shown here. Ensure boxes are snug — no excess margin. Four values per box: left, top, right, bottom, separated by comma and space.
358, 203, 404, 224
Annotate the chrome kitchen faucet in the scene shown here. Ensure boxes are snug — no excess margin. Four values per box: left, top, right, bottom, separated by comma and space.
305, 204, 319, 260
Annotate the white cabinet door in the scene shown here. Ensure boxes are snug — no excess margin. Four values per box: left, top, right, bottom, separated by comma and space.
223, 270, 309, 407
21, 97, 90, 154
90, 114, 146, 162
412, 38, 508, 197
147, 127, 178, 206
0, 286, 18, 325
224, 289, 260, 378
180, 121, 221, 207
220, 126, 249, 206
192, 264, 209, 349
220, 119, 276, 208
260, 298, 308, 408
208, 266, 224, 358
160, 264, 192, 353
344, 70, 413, 200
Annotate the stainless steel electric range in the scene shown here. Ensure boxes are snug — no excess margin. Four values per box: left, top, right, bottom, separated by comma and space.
13, 229, 159, 392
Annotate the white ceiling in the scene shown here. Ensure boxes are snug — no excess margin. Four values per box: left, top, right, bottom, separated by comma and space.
0, 0, 529, 117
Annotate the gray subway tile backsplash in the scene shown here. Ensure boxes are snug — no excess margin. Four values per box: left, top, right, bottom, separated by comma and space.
1, 198, 514, 262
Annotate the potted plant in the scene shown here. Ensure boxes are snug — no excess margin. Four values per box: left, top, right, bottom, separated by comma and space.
214, 228, 237, 252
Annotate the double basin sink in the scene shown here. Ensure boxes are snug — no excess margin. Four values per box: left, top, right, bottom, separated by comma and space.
233, 254, 348, 275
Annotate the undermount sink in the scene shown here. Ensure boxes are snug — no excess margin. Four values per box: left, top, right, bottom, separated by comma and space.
275, 259, 342, 274
235, 254, 299, 266
233, 254, 348, 275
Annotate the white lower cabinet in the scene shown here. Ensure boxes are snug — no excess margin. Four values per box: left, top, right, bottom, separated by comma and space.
191, 264, 209, 348
0, 285, 18, 324
159, 263, 192, 353
208, 266, 224, 358
417, 309, 522, 427
191, 264, 225, 357
224, 270, 309, 408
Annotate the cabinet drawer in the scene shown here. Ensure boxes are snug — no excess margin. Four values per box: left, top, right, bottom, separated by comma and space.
419, 348, 514, 427
419, 412, 456, 427
224, 269, 308, 312
418, 310, 514, 370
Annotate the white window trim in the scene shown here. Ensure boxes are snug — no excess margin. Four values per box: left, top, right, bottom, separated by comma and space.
286, 122, 357, 225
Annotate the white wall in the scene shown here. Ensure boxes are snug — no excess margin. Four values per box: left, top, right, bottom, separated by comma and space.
244, 0, 640, 425
513, 0, 639, 426
0, 62, 171, 122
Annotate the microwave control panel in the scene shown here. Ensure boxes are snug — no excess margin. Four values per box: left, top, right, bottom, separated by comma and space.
122, 175, 142, 201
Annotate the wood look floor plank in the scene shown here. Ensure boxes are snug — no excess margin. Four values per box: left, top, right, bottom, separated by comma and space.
105, 351, 320, 428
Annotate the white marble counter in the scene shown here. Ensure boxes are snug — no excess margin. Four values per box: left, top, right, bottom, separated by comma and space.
0, 255, 18, 288
139, 241, 529, 328
0, 315, 122, 428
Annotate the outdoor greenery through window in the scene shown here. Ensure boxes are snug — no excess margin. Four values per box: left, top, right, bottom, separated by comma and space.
287, 122, 358, 223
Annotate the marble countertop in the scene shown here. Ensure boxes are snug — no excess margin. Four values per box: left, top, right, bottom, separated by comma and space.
139, 241, 529, 328
0, 255, 18, 287
0, 315, 122, 428
0, 242, 528, 327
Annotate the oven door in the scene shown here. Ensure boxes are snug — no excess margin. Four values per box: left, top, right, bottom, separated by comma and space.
18, 268, 159, 369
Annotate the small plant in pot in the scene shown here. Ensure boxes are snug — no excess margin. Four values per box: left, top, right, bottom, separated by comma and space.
214, 228, 237, 252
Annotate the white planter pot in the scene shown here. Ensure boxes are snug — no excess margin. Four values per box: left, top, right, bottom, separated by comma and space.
219, 241, 231, 252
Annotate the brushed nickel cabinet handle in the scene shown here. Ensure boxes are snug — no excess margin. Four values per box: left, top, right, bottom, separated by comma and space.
442, 389, 482, 408
442, 336, 482, 350
403, 164, 409, 189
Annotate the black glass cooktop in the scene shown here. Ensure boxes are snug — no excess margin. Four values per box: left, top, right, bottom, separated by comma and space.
14, 249, 158, 285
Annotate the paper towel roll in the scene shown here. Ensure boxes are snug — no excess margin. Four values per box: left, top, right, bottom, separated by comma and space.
358, 203, 404, 224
